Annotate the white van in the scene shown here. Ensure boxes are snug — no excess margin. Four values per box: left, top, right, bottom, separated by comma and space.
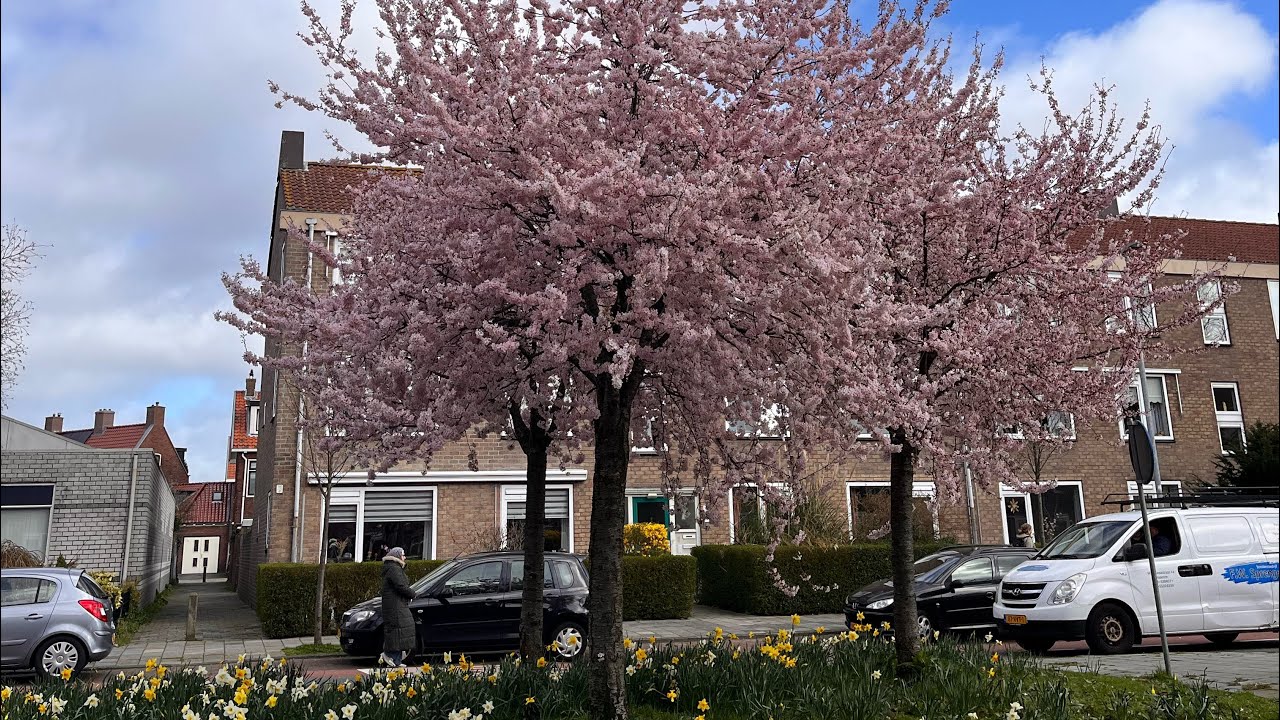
993, 505, 1279, 653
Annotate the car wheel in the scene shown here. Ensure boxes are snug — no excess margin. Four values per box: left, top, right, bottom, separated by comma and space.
1085, 602, 1135, 655
1205, 632, 1238, 647
549, 621, 586, 661
35, 636, 87, 679
917, 613, 936, 639
1016, 638, 1056, 654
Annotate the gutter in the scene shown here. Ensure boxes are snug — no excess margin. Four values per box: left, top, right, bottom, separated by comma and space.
121, 453, 140, 581
290, 218, 316, 562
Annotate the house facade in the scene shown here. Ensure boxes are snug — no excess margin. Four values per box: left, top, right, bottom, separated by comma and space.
235, 130, 1279, 607
0, 416, 177, 604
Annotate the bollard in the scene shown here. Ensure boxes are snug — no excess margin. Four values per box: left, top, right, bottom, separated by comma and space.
186, 594, 199, 641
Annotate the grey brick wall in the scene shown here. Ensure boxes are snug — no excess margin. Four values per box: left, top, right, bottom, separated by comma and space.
0, 449, 176, 604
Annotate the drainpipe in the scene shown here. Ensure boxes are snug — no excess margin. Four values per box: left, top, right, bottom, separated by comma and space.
963, 460, 980, 543
121, 454, 140, 581
290, 219, 316, 562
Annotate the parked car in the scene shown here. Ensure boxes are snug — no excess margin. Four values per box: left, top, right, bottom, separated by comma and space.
994, 504, 1280, 654
0, 567, 116, 677
843, 545, 1038, 638
339, 551, 590, 660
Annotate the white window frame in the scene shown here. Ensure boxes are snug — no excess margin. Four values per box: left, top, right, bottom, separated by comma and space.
1044, 411, 1077, 440
844, 481, 937, 541
1197, 280, 1231, 346
327, 232, 344, 285
322, 485, 439, 563
1269, 279, 1279, 340
1211, 382, 1245, 454
1126, 480, 1183, 499
0, 483, 55, 561
999, 481, 1086, 546
499, 484, 575, 552
631, 416, 660, 455
1119, 373, 1175, 441
247, 405, 260, 436
1107, 272, 1157, 333
726, 482, 792, 543
725, 403, 787, 438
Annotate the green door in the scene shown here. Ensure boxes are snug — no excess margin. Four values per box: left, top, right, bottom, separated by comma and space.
631, 497, 669, 527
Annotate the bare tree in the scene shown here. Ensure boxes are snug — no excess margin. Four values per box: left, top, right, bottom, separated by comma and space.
300, 402, 360, 646
1, 224, 40, 405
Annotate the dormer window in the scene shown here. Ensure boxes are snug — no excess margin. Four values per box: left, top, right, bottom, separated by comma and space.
247, 405, 260, 436
212, 491, 224, 502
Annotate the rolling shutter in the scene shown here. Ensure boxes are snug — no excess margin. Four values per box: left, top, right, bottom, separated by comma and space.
327, 505, 356, 523
506, 488, 570, 520
364, 489, 433, 522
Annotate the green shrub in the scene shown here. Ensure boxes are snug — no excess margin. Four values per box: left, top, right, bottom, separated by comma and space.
691, 542, 952, 615
620, 554, 695, 620
257, 560, 444, 638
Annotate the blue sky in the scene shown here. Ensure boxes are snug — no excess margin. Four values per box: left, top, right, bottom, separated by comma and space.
1, 0, 1277, 484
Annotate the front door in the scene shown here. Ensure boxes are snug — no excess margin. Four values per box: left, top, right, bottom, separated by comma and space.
0, 576, 55, 667
632, 497, 669, 526
183, 536, 220, 575
670, 494, 701, 555
420, 560, 506, 651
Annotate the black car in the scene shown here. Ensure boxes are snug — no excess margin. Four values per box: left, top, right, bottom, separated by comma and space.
339, 551, 590, 660
843, 546, 1036, 637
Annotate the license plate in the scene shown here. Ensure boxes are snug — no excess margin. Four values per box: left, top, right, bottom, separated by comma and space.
1004, 614, 1027, 625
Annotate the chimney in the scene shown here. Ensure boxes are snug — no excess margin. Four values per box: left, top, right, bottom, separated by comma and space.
246, 370, 257, 397
279, 130, 305, 170
44, 413, 64, 433
146, 403, 165, 428
93, 409, 115, 435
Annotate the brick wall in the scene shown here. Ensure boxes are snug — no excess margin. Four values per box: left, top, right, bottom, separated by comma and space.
0, 449, 175, 604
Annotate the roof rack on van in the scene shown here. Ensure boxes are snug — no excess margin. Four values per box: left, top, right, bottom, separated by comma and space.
1101, 487, 1279, 510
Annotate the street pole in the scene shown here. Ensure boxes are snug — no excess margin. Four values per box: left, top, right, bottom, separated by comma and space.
1126, 418, 1172, 676
1134, 477, 1172, 675
1135, 351, 1165, 498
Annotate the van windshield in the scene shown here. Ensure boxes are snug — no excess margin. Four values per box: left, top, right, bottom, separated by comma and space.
1037, 521, 1133, 559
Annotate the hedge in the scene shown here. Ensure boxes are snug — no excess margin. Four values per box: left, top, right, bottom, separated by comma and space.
620, 554, 696, 620
258, 554, 696, 637
691, 542, 952, 615
257, 560, 444, 638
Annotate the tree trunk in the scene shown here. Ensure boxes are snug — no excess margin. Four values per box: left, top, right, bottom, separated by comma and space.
889, 428, 920, 675
517, 434, 549, 660
586, 381, 635, 720
314, 491, 330, 646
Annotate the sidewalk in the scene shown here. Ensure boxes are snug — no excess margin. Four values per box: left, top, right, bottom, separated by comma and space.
99, 595, 841, 670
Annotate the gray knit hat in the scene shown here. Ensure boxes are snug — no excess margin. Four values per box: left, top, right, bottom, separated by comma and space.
384, 547, 406, 561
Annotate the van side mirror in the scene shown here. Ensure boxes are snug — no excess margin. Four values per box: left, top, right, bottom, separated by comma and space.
1122, 544, 1148, 562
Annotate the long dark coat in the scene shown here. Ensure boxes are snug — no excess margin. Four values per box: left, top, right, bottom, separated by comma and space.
381, 559, 416, 652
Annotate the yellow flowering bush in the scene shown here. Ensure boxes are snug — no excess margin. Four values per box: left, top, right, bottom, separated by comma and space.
622, 523, 671, 556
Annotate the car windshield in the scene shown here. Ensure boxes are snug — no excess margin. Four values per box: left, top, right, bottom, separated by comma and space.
1037, 521, 1133, 559
410, 560, 460, 592
913, 553, 959, 583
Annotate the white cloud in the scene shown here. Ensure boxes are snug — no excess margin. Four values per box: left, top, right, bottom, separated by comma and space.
998, 0, 1278, 221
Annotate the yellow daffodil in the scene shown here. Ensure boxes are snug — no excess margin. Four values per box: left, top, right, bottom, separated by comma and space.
0, 686, 10, 701
145, 658, 157, 672
266, 695, 278, 708
488, 675, 498, 684
623, 638, 633, 649
336, 683, 347, 693
536, 657, 548, 669
115, 689, 124, 700
697, 699, 710, 711
37, 702, 48, 714
988, 667, 997, 679
991, 653, 999, 663
405, 687, 416, 699
791, 614, 801, 626
666, 690, 678, 702
634, 648, 648, 662
59, 668, 72, 681
814, 626, 825, 635
526, 697, 537, 705
856, 611, 865, 621
713, 627, 723, 641
143, 688, 157, 702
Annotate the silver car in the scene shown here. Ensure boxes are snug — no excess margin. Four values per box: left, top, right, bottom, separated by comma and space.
0, 568, 116, 677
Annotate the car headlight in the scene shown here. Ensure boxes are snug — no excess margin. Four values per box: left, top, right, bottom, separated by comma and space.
1049, 573, 1087, 605
346, 609, 375, 625
867, 598, 893, 610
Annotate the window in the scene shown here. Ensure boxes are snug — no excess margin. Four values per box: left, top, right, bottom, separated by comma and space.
631, 416, 659, 454
996, 556, 1027, 577
846, 482, 937, 542
1107, 272, 1157, 333
328, 233, 345, 285
1044, 411, 1076, 440
551, 561, 579, 589
326, 505, 358, 562
508, 561, 555, 591
246, 460, 257, 497
1126, 480, 1182, 499
1002, 483, 1085, 546
502, 486, 572, 552
1197, 281, 1230, 345
362, 489, 434, 561
1212, 383, 1245, 454
0, 484, 54, 561
1187, 516, 1254, 555
444, 561, 503, 596
212, 491, 224, 502
729, 484, 795, 544
1121, 375, 1174, 440
0, 577, 57, 607
247, 405, 260, 436
950, 558, 994, 585
726, 403, 785, 438
1269, 279, 1279, 340
673, 494, 698, 531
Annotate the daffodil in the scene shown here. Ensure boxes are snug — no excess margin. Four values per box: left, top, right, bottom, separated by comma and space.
666, 690, 678, 702
83, 694, 99, 708
0, 686, 10, 701
872, 670, 882, 681
525, 697, 536, 705
143, 688, 156, 702
59, 668, 72, 681
482, 701, 494, 713
791, 614, 801, 626
536, 657, 548, 668
697, 699, 710, 711
266, 696, 278, 708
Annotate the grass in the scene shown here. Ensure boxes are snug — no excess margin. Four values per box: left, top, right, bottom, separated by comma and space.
112, 586, 171, 646
282, 643, 343, 657
1059, 671, 1279, 720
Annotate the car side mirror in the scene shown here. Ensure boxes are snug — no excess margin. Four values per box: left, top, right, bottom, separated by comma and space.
945, 577, 961, 590
1122, 544, 1148, 562
436, 587, 454, 599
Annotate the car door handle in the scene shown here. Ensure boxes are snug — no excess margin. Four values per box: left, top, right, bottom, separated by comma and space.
1178, 564, 1211, 577
25, 613, 45, 621
483, 599, 500, 606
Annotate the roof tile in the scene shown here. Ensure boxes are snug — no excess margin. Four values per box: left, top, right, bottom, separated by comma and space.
180, 482, 235, 525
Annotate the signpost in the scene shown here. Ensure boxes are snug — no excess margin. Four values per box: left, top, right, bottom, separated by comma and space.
1126, 419, 1172, 675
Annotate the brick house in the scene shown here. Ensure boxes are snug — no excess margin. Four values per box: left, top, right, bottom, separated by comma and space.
235, 130, 1279, 606
50, 404, 191, 488
1, 415, 176, 604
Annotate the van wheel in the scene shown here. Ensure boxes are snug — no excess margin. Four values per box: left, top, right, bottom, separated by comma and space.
1016, 638, 1056, 654
1205, 632, 1238, 647
1085, 603, 1135, 655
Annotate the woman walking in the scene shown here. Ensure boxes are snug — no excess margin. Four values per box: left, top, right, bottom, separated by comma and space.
379, 547, 416, 666
1016, 523, 1036, 548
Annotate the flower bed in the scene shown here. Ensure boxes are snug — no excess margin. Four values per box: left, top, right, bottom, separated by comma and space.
2, 623, 1272, 720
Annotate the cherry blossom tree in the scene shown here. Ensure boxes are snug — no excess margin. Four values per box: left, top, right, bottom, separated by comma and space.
240, 0, 1223, 711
